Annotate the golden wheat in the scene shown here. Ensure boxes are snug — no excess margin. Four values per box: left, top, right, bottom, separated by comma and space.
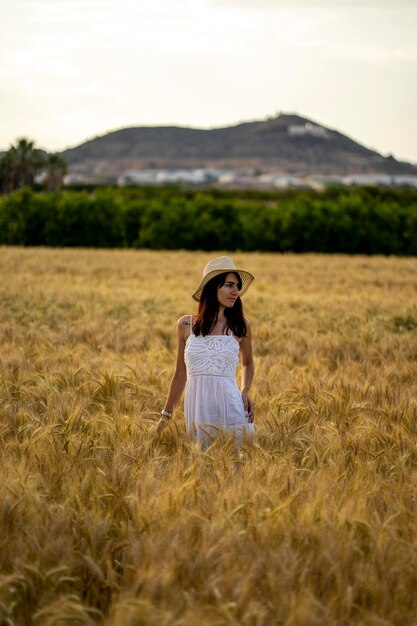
0, 247, 416, 626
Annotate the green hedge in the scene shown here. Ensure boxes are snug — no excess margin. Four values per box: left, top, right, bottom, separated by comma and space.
0, 186, 416, 255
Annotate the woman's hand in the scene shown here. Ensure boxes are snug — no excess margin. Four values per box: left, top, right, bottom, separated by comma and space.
241, 388, 254, 423
155, 416, 170, 434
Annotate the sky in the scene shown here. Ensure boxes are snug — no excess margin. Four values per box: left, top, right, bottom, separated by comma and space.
1, 0, 416, 164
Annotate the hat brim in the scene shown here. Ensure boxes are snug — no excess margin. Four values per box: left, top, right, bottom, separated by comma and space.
192, 269, 255, 302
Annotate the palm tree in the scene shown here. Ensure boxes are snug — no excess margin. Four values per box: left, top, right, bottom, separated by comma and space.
0, 138, 45, 192
41, 152, 68, 191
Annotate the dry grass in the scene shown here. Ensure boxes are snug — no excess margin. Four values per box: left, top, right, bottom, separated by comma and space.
0, 247, 416, 626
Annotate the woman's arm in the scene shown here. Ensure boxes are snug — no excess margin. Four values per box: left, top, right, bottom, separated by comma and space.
157, 316, 189, 431
239, 319, 255, 423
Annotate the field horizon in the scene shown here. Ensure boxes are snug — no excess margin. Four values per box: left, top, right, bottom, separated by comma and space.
1, 247, 416, 626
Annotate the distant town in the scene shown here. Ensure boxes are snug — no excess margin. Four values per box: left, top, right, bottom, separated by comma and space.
63, 168, 417, 191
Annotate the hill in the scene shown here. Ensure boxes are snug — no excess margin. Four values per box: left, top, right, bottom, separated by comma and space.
61, 113, 417, 177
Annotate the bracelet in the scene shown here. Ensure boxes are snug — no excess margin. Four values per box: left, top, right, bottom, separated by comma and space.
161, 409, 172, 419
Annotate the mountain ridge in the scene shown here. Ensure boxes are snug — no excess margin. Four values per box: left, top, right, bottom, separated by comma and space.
61, 113, 417, 177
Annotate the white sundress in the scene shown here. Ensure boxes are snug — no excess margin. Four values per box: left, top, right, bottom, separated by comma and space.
184, 316, 255, 449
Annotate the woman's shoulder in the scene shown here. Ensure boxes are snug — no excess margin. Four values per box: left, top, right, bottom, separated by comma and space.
177, 314, 195, 340
177, 314, 195, 327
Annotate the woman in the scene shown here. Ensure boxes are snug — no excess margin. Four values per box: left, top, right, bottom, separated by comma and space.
158, 256, 255, 449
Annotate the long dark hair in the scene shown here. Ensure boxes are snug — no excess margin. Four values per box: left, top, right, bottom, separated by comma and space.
193, 272, 247, 338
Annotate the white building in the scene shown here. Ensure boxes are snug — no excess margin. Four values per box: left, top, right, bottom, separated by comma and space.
117, 170, 159, 186
342, 174, 393, 186
257, 173, 310, 189
156, 169, 213, 184
288, 123, 329, 139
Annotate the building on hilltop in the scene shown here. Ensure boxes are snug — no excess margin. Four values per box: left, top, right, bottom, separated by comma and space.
288, 123, 329, 139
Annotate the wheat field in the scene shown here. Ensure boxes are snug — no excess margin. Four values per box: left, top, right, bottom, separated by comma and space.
0, 246, 416, 626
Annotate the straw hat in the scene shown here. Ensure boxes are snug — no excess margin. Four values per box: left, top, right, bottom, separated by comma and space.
192, 256, 255, 302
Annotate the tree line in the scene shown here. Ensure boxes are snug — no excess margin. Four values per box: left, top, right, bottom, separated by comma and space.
0, 186, 416, 255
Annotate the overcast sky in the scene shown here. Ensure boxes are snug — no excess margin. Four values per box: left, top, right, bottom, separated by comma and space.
1, 0, 416, 163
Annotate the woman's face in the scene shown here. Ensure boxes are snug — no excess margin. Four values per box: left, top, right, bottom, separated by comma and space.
217, 272, 240, 308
